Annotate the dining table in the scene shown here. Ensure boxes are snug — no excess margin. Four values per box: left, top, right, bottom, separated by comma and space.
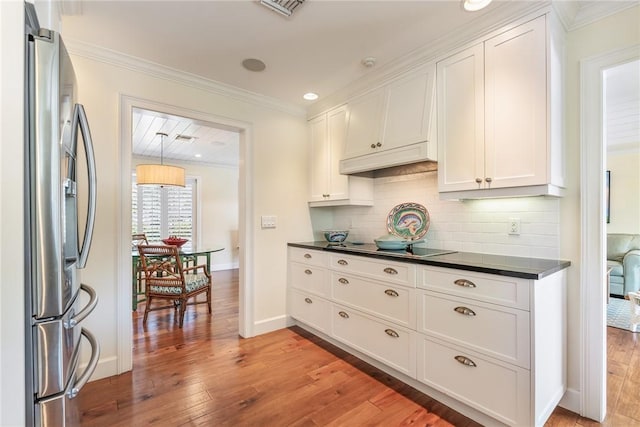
132, 245, 225, 310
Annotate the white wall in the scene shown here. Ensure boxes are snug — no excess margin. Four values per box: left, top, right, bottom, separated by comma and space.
606, 150, 640, 234
65, 50, 311, 379
561, 4, 640, 409
132, 156, 240, 270
323, 172, 560, 258
0, 3, 26, 425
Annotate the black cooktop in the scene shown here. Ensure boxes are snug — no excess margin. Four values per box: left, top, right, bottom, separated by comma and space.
325, 243, 457, 259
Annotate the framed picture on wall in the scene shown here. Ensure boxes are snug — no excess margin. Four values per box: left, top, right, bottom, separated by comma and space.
606, 170, 611, 224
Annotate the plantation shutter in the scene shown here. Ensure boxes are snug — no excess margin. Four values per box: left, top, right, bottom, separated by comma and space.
132, 176, 197, 250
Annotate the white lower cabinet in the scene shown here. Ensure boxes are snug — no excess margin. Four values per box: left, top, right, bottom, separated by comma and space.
287, 247, 567, 427
418, 291, 530, 368
331, 303, 416, 377
417, 335, 530, 426
289, 289, 331, 334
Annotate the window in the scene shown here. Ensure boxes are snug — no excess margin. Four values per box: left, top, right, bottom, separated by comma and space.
132, 176, 197, 250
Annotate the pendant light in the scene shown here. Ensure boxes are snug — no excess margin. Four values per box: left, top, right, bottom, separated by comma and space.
136, 132, 185, 187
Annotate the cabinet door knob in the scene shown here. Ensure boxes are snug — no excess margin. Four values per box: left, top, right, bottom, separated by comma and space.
337, 259, 348, 266
338, 311, 349, 319
338, 277, 349, 285
304, 269, 312, 275
475, 178, 482, 184
370, 143, 377, 149
454, 279, 476, 288
454, 306, 476, 316
304, 297, 313, 304
485, 177, 492, 183
376, 142, 382, 147
385, 328, 399, 338
454, 355, 477, 367
384, 289, 399, 297
383, 267, 398, 275
304, 253, 312, 259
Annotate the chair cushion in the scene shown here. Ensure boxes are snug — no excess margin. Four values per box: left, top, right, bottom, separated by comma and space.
149, 274, 209, 295
608, 260, 624, 277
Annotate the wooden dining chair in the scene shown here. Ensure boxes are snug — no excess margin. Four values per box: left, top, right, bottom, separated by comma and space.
137, 244, 212, 328
132, 233, 149, 310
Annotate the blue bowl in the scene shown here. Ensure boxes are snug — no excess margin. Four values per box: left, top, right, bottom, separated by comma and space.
323, 230, 349, 243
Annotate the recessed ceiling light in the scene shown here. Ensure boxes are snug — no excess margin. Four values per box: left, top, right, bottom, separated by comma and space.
303, 92, 318, 101
242, 58, 266, 72
462, 0, 493, 12
194, 154, 202, 158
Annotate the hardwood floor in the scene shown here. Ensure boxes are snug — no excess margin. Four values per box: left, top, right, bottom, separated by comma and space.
74, 270, 640, 426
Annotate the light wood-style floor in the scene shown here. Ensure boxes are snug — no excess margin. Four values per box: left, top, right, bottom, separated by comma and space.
74, 270, 640, 426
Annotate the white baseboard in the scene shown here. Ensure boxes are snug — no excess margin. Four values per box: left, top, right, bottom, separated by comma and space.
80, 355, 118, 383
212, 262, 239, 272
559, 387, 581, 414
252, 314, 288, 336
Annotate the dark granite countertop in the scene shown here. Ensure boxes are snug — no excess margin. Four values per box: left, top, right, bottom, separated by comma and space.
288, 241, 571, 280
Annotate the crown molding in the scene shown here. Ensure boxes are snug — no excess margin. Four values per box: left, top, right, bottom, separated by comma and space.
64, 38, 307, 118
570, 1, 638, 31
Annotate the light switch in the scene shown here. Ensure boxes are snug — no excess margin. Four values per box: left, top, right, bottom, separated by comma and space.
261, 215, 277, 229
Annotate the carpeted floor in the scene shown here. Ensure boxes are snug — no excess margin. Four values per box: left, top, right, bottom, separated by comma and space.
607, 296, 638, 332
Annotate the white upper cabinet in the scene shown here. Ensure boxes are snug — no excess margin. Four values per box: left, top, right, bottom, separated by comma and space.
340, 64, 437, 174
438, 15, 565, 199
308, 106, 373, 207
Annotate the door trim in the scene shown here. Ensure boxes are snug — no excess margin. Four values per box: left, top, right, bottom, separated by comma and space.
117, 95, 254, 373
580, 44, 640, 422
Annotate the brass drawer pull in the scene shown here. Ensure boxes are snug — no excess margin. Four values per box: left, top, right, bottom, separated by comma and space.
304, 269, 312, 275
337, 259, 348, 266
454, 355, 477, 367
454, 306, 476, 316
338, 277, 349, 285
383, 267, 398, 275
454, 279, 476, 288
338, 311, 349, 319
304, 298, 312, 304
304, 253, 312, 259
384, 289, 399, 297
385, 329, 399, 338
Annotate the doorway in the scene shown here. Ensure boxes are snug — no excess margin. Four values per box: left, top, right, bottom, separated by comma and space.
116, 95, 254, 373
581, 46, 640, 422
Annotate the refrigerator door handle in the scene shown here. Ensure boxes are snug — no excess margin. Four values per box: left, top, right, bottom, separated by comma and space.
67, 328, 100, 399
73, 104, 97, 269
65, 284, 98, 328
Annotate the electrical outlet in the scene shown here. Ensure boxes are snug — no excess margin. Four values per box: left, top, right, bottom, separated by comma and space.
261, 215, 277, 229
509, 218, 521, 235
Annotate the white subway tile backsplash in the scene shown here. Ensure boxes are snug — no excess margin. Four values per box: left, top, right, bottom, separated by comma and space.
317, 171, 560, 259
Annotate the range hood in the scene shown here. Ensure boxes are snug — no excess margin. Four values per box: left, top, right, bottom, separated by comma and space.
345, 159, 438, 178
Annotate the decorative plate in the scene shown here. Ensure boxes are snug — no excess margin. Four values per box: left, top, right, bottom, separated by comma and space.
386, 202, 430, 240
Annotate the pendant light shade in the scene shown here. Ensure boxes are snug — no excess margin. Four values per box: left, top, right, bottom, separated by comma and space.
136, 132, 185, 187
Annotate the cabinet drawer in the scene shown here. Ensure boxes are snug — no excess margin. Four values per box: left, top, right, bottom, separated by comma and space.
289, 247, 327, 267
417, 335, 529, 426
331, 304, 415, 377
330, 272, 415, 328
289, 290, 330, 334
289, 262, 328, 297
418, 291, 529, 368
419, 266, 529, 310
329, 254, 416, 287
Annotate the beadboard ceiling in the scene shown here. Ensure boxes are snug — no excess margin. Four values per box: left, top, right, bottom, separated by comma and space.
605, 59, 640, 153
59, 0, 638, 164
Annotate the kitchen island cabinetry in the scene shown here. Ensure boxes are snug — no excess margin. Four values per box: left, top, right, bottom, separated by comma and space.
438, 14, 565, 198
340, 64, 436, 174
287, 243, 568, 427
308, 106, 373, 207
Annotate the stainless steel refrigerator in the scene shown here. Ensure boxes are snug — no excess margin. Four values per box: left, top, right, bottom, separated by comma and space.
24, 3, 100, 426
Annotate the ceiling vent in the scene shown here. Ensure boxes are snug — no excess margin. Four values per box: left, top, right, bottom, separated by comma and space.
175, 134, 197, 143
260, 0, 305, 17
